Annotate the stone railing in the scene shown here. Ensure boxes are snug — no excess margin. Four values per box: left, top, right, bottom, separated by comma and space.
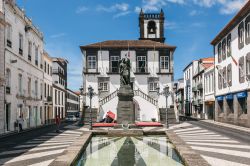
134, 89, 158, 106
99, 89, 118, 105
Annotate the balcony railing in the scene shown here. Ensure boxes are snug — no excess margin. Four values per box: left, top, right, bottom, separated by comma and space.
192, 86, 197, 92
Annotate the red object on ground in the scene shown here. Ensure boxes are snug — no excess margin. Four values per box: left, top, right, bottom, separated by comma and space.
107, 111, 116, 119
135, 122, 163, 127
92, 123, 116, 127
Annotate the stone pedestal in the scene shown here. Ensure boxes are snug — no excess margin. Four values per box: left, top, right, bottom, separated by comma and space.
117, 85, 135, 124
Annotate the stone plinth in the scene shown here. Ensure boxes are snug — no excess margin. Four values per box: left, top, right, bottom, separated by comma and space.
117, 85, 135, 124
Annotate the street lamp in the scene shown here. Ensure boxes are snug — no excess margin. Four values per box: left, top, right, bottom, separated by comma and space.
87, 85, 94, 130
157, 85, 171, 128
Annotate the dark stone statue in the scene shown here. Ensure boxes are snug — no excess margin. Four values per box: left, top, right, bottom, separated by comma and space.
119, 57, 130, 86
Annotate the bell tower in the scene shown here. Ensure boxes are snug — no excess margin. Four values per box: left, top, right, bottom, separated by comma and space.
139, 9, 165, 43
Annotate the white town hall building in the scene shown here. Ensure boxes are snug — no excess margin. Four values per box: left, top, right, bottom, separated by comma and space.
80, 9, 176, 122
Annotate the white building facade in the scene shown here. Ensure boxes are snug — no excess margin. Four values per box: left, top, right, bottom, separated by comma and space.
204, 65, 215, 120
211, 1, 250, 127
52, 58, 67, 120
0, 0, 5, 134
81, 10, 176, 122
66, 89, 80, 118
4, 0, 44, 132
43, 51, 53, 124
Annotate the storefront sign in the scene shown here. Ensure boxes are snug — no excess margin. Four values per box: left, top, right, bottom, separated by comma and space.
225, 94, 234, 100
236, 91, 248, 99
216, 96, 224, 101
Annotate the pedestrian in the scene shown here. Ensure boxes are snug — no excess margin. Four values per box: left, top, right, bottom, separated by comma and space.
17, 116, 23, 132
56, 115, 61, 133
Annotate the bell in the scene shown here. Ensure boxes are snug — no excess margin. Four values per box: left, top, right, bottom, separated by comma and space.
150, 28, 153, 32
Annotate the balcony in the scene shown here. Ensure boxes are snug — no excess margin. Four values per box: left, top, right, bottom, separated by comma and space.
197, 83, 203, 90
6, 86, 10, 94
52, 69, 65, 76
192, 86, 197, 92
192, 100, 198, 106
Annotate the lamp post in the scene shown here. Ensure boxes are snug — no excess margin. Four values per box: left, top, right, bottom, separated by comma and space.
157, 85, 170, 128
87, 85, 94, 130
79, 86, 85, 126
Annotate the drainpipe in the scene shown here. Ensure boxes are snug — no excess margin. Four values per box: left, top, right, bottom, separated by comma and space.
3, 0, 6, 133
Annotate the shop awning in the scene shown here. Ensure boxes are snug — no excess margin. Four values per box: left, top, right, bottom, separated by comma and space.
216, 96, 224, 101
226, 94, 234, 100
236, 91, 248, 99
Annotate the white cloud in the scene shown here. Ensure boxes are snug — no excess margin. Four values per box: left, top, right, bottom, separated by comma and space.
96, 3, 129, 12
165, 21, 179, 30
189, 10, 202, 16
220, 0, 247, 15
76, 6, 88, 14
113, 11, 131, 19
192, 0, 217, 7
50, 33, 66, 38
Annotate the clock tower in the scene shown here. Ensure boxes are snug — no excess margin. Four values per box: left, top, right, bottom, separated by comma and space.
139, 9, 165, 43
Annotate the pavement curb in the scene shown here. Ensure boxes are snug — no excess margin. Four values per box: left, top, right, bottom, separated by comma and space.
165, 130, 211, 166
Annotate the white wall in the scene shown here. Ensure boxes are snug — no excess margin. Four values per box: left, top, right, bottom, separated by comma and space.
215, 13, 250, 96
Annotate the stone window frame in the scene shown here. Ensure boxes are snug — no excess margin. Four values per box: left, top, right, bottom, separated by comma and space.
238, 21, 244, 49
245, 15, 250, 45
227, 64, 232, 87
246, 53, 250, 80
217, 43, 222, 63
160, 55, 169, 70
109, 50, 120, 73
98, 77, 110, 92
148, 77, 159, 92
19, 33, 23, 55
87, 55, 97, 69
239, 56, 245, 83
6, 24, 12, 44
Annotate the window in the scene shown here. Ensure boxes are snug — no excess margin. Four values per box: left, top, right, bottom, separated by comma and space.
147, 21, 156, 38
137, 56, 147, 72
222, 67, 227, 88
218, 43, 222, 63
247, 22, 250, 38
44, 62, 46, 73
6, 25, 12, 47
18, 74, 22, 95
87, 56, 96, 69
28, 78, 31, 96
110, 56, 119, 73
218, 70, 222, 90
28, 41, 32, 61
44, 83, 47, 97
240, 28, 244, 43
227, 64, 232, 87
99, 82, 108, 91
222, 39, 226, 60
6, 69, 11, 94
227, 38, 231, 57
149, 82, 158, 92
35, 47, 38, 66
19, 34, 23, 55
47, 64, 49, 75
35, 80, 38, 98
40, 83, 43, 99
246, 53, 250, 79
160, 56, 169, 70
239, 56, 245, 83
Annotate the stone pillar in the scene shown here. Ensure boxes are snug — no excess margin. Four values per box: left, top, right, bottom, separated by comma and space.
233, 95, 239, 125
0, 11, 5, 134
223, 98, 229, 122
215, 99, 219, 121
117, 85, 135, 124
247, 91, 250, 127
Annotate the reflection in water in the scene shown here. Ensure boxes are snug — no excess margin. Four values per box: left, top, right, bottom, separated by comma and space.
76, 136, 184, 166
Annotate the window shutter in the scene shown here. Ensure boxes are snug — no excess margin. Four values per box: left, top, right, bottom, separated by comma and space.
227, 64, 232, 87
238, 21, 244, 49
246, 53, 250, 80
239, 56, 245, 83
222, 39, 226, 60
218, 43, 221, 63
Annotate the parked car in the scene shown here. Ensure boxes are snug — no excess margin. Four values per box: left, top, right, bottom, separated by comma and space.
66, 115, 77, 122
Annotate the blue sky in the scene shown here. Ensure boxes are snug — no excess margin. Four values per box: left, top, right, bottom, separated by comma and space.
17, 0, 248, 91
